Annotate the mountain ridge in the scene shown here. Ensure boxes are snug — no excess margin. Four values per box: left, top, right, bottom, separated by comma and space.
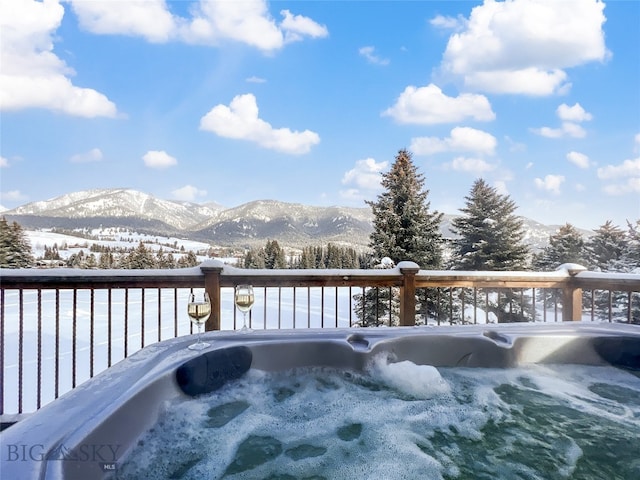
3, 188, 592, 250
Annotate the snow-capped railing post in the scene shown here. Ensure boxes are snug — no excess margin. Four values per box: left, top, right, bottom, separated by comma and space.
398, 261, 420, 326
200, 260, 224, 331
558, 263, 587, 322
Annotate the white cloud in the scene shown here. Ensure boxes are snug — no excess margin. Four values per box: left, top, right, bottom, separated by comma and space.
0, 190, 28, 202
0, 0, 118, 117
340, 158, 388, 202
171, 185, 207, 202
533, 103, 592, 138
0, 156, 8, 168
70, 148, 103, 163
411, 126, 497, 156
439, 0, 608, 95
557, 103, 593, 122
430, 14, 466, 31
69, 0, 175, 43
634, 133, 640, 152
199, 93, 320, 154
566, 151, 590, 169
445, 156, 495, 174
359, 46, 389, 66
341, 158, 388, 190
383, 84, 495, 125
533, 123, 586, 139
70, 1, 327, 52
142, 150, 178, 169
597, 158, 640, 180
534, 174, 565, 194
602, 178, 640, 196
280, 9, 328, 43
246, 76, 266, 84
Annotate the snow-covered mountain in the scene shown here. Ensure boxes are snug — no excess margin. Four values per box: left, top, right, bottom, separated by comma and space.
3, 188, 591, 250
7, 188, 223, 230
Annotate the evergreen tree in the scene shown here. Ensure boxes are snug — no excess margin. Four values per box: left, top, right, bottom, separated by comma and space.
242, 248, 266, 269
264, 240, 287, 269
585, 221, 626, 271
451, 179, 529, 271
125, 242, 156, 269
359, 149, 443, 326
367, 149, 443, 267
177, 251, 199, 268
0, 217, 34, 268
533, 223, 587, 271
451, 179, 531, 322
620, 220, 640, 273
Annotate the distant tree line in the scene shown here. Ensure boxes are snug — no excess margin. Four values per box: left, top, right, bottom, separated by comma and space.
238, 240, 370, 269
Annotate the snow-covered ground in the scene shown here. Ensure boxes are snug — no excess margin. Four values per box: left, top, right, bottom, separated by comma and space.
27, 228, 215, 261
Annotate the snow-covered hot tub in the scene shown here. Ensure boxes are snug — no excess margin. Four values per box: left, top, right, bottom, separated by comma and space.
2, 323, 639, 479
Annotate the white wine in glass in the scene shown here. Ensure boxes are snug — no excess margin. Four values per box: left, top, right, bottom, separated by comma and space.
234, 284, 254, 331
187, 291, 211, 350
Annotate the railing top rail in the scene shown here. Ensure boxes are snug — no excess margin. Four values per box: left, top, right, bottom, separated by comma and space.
1, 260, 639, 291
0, 266, 204, 289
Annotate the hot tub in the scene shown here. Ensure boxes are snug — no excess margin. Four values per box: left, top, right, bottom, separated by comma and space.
2, 322, 639, 479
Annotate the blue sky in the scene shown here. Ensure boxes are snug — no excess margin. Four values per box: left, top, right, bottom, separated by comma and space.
1, 0, 639, 230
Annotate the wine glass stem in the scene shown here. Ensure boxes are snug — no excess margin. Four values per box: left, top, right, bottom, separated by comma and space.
197, 325, 202, 345
243, 313, 247, 329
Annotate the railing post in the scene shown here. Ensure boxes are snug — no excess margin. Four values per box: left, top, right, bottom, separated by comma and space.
558, 263, 587, 322
200, 261, 224, 331
398, 261, 420, 326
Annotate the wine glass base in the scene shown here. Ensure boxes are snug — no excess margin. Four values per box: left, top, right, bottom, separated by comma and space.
188, 342, 210, 351
240, 326, 252, 333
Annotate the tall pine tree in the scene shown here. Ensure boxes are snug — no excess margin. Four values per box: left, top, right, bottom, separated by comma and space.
451, 179, 531, 322
367, 149, 443, 268
451, 179, 529, 270
359, 149, 443, 326
586, 221, 627, 272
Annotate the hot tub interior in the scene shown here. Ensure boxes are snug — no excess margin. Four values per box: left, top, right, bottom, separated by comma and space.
2, 323, 639, 480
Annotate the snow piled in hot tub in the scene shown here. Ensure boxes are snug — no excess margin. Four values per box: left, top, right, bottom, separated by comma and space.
115, 357, 640, 480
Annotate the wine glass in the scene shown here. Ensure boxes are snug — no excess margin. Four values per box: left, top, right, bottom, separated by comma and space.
234, 284, 254, 332
187, 291, 211, 350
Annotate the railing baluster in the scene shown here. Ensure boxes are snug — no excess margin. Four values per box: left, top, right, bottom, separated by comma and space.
157, 287, 162, 343
72, 289, 77, 389
278, 287, 282, 330
108, 289, 112, 368
320, 287, 324, 328
608, 290, 613, 322
124, 288, 129, 358
37, 289, 42, 409
90, 289, 95, 378
307, 287, 311, 328
335, 286, 339, 328
293, 287, 297, 329
141, 288, 145, 348
55, 289, 60, 399
18, 290, 23, 413
173, 288, 178, 338
264, 287, 268, 330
